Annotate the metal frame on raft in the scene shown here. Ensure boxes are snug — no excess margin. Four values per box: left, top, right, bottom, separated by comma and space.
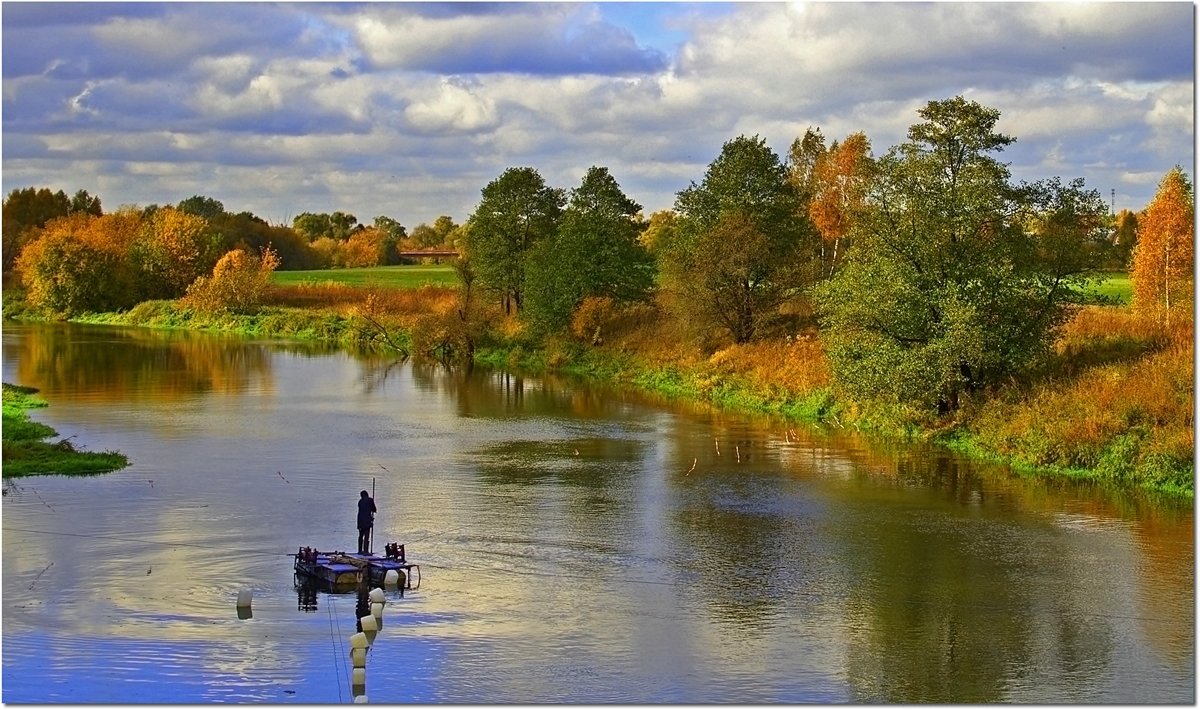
293, 543, 421, 593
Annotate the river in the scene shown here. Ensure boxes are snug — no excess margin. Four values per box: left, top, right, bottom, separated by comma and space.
1, 322, 1193, 703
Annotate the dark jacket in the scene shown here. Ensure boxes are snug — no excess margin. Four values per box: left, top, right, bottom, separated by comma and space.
357, 496, 377, 529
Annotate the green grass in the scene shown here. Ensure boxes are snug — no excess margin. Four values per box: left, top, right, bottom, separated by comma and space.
1079, 271, 1133, 305
272, 264, 459, 288
2, 383, 130, 477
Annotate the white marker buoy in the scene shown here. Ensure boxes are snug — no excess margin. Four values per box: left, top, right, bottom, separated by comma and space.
353, 694, 368, 703
349, 632, 368, 649
371, 602, 384, 618
360, 614, 378, 632
351, 667, 366, 685
236, 589, 252, 608
383, 569, 400, 587
368, 588, 385, 604
350, 647, 367, 668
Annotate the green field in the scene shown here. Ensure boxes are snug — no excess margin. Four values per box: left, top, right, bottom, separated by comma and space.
272, 264, 459, 288
1084, 271, 1133, 305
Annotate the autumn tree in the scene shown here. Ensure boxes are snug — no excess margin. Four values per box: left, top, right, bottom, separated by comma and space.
808, 132, 874, 276
132, 207, 221, 299
183, 247, 280, 314
1130, 167, 1194, 329
342, 227, 389, 267
814, 97, 1109, 415
15, 211, 142, 315
524, 166, 654, 334
662, 135, 819, 344
464, 167, 564, 314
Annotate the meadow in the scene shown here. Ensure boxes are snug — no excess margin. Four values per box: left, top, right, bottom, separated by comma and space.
272, 264, 459, 289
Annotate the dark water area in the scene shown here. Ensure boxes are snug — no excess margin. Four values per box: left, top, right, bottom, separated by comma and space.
1, 322, 1193, 703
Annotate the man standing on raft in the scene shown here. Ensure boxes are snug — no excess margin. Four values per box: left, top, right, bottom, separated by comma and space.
357, 489, 377, 554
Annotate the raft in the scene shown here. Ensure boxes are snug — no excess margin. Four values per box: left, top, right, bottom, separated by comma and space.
293, 544, 420, 592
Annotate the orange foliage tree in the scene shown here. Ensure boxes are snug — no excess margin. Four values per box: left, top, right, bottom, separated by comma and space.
183, 247, 280, 314
1131, 167, 1194, 329
808, 132, 873, 276
341, 227, 388, 267
15, 211, 142, 315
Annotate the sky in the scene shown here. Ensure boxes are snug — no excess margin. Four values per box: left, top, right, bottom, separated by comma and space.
2, 2, 1194, 228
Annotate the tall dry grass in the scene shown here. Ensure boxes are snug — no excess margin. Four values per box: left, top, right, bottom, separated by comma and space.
970, 305, 1193, 489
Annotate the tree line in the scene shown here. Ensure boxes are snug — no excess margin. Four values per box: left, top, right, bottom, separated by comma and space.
6, 97, 1193, 417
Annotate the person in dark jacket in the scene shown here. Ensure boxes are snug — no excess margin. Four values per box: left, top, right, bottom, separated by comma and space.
357, 490, 377, 554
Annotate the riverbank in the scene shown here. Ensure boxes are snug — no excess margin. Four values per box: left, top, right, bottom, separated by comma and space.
2, 383, 130, 476
3, 288, 1191, 497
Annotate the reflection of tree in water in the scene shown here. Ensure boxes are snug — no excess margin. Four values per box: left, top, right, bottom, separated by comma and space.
1133, 508, 1194, 672
668, 470, 822, 632
408, 362, 652, 423
833, 454, 1121, 703
12, 324, 278, 403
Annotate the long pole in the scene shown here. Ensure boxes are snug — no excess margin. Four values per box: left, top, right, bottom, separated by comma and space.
370, 477, 376, 554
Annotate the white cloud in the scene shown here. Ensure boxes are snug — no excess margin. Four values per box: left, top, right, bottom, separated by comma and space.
404, 79, 499, 134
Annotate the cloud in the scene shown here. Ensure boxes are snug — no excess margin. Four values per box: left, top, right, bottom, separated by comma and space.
1, 2, 1193, 224
403, 78, 499, 134
344, 4, 667, 75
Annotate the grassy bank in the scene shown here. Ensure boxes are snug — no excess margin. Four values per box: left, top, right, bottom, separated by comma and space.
2, 383, 130, 476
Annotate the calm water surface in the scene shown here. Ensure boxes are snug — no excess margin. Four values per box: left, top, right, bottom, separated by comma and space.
1, 323, 1193, 703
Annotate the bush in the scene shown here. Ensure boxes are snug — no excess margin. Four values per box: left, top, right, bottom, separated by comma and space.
183, 247, 280, 314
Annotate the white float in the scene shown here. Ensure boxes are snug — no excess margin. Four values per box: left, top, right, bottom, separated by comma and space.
368, 588, 385, 605
350, 647, 367, 668
349, 632, 368, 649
360, 614, 378, 632
235, 589, 252, 608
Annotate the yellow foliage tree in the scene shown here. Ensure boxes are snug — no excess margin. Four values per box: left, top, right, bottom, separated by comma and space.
183, 247, 280, 314
1131, 167, 1194, 329
342, 227, 387, 267
133, 207, 217, 298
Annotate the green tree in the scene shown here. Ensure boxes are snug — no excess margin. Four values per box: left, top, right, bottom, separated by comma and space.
787, 126, 827, 204
176, 195, 225, 221
432, 215, 458, 245
813, 97, 1108, 414
2, 187, 73, 273
1111, 208, 1139, 267
663, 135, 819, 344
292, 212, 333, 241
69, 189, 103, 216
409, 223, 440, 249
465, 167, 564, 314
524, 166, 654, 334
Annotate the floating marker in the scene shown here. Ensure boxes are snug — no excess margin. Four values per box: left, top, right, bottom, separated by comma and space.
360, 614, 378, 632
371, 602, 384, 618
350, 647, 367, 668
353, 695, 368, 704
368, 588, 385, 605
383, 569, 400, 587
236, 589, 252, 608
349, 632, 368, 649
351, 668, 366, 685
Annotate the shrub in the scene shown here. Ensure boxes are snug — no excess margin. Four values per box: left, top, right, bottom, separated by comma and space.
183, 247, 280, 314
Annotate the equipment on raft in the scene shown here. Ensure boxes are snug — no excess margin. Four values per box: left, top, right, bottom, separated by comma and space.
293, 543, 420, 592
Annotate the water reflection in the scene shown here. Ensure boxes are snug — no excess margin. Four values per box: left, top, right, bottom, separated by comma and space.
0, 323, 1193, 704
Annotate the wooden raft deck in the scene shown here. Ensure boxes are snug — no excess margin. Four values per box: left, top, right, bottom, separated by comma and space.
293, 549, 420, 592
